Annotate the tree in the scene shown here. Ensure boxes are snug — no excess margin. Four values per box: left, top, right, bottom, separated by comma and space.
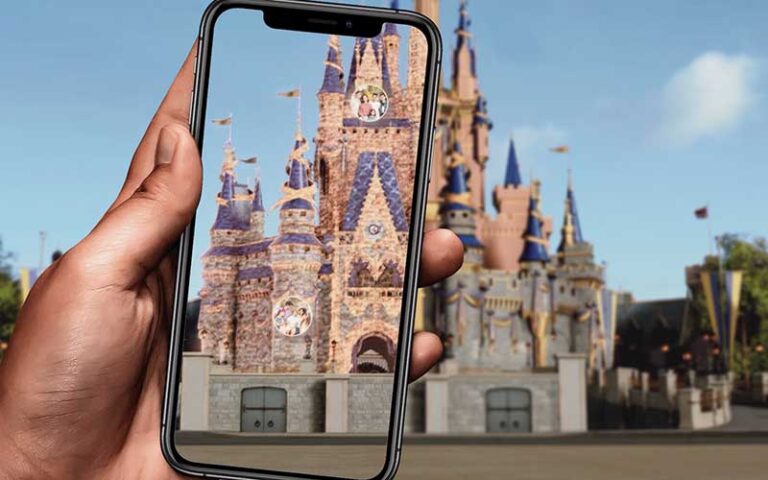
0, 238, 20, 351
715, 235, 768, 377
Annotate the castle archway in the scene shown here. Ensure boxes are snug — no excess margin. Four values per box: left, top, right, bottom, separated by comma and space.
350, 332, 396, 373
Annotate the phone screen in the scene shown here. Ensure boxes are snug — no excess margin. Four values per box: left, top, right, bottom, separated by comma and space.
172, 5, 433, 479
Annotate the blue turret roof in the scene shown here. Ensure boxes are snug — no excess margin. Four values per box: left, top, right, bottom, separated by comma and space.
346, 38, 362, 95
280, 135, 314, 211
212, 147, 249, 231
252, 177, 264, 212
441, 142, 473, 212
319, 36, 344, 94
384, 1, 399, 36
381, 45, 393, 94
519, 183, 549, 263
472, 95, 491, 127
504, 139, 522, 187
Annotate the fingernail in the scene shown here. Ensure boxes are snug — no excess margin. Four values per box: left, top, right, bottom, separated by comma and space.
156, 126, 181, 165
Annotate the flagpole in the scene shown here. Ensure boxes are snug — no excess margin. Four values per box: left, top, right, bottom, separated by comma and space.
38, 231, 47, 271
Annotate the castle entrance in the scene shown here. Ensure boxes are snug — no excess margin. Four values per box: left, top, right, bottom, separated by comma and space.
486, 387, 532, 433
350, 333, 395, 373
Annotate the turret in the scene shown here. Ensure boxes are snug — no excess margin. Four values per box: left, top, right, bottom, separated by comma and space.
440, 142, 483, 266
382, 1, 401, 94
472, 94, 491, 166
557, 172, 595, 266
318, 35, 345, 128
519, 180, 550, 266
269, 130, 323, 370
211, 142, 249, 246
452, 1, 477, 100
356, 36, 383, 88
249, 174, 265, 241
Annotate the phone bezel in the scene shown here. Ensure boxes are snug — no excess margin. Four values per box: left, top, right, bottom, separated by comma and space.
160, 1, 442, 479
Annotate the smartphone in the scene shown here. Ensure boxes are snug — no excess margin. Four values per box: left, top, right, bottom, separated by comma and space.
160, 1, 441, 479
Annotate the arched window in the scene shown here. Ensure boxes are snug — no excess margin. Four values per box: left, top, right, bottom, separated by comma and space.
350, 333, 396, 373
486, 388, 532, 433
348, 258, 374, 287
240, 387, 287, 432
376, 260, 402, 288
319, 158, 329, 195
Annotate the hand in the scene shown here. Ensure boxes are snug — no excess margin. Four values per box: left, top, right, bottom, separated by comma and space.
0, 43, 463, 479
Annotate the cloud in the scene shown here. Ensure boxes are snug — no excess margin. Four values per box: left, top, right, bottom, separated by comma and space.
660, 51, 759, 145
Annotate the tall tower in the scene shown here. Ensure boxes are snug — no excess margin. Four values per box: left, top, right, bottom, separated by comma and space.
198, 141, 247, 366
438, 141, 484, 368
316, 35, 346, 235
414, 0, 440, 25
482, 140, 532, 271
269, 132, 324, 372
519, 180, 550, 267
382, 6, 401, 94
452, 1, 477, 101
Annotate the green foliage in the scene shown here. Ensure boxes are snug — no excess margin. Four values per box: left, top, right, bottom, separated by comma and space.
0, 239, 20, 348
716, 235, 768, 375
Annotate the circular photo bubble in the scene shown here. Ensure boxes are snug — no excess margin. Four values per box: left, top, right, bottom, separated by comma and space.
272, 297, 312, 337
350, 84, 389, 123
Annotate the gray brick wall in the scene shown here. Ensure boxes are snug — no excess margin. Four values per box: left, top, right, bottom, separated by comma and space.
447, 372, 559, 433
209, 374, 325, 432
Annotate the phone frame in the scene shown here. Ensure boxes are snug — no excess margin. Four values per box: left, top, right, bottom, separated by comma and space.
160, 1, 442, 479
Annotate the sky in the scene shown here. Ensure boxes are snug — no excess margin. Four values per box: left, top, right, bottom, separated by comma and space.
1, 0, 767, 301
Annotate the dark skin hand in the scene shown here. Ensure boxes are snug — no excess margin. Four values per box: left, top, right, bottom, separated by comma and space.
0, 44, 464, 479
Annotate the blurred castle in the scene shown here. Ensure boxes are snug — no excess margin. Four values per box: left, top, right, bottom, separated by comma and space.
197, 19, 429, 374
420, 0, 615, 374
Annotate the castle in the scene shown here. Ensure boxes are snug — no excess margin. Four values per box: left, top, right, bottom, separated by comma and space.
185, 0, 617, 435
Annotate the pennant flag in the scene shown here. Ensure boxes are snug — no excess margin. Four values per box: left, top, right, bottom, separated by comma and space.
278, 88, 301, 98
724, 271, 743, 367
550, 145, 570, 154
600, 288, 618, 369
694, 206, 708, 219
19, 267, 38, 302
240, 156, 258, 164
211, 116, 232, 126
700, 271, 723, 343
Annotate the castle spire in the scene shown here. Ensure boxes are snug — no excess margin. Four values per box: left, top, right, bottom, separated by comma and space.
275, 130, 314, 212
519, 181, 549, 264
440, 142, 473, 212
346, 38, 362, 95
384, 1, 400, 36
212, 143, 248, 230
319, 35, 344, 94
452, 0, 478, 100
252, 175, 264, 212
559, 170, 584, 248
504, 139, 522, 187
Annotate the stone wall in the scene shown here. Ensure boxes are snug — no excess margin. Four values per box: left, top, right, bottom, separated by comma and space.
348, 374, 395, 433
446, 372, 560, 433
209, 374, 325, 432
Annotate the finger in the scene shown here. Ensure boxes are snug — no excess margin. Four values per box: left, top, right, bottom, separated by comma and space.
73, 124, 202, 288
418, 228, 464, 286
409, 331, 443, 382
110, 41, 199, 211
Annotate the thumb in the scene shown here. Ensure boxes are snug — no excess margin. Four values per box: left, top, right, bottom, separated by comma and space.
74, 124, 202, 288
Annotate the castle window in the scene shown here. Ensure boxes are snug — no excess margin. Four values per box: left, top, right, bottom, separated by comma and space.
462, 212, 469, 218
560, 286, 565, 294
348, 258, 374, 288
376, 260, 403, 288
571, 288, 576, 296
319, 158, 329, 194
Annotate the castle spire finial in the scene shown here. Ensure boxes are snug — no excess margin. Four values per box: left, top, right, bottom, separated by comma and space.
319, 36, 344, 94
519, 180, 549, 264
504, 138, 522, 187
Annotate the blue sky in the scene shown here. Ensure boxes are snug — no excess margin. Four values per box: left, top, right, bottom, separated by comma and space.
1, 0, 767, 301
